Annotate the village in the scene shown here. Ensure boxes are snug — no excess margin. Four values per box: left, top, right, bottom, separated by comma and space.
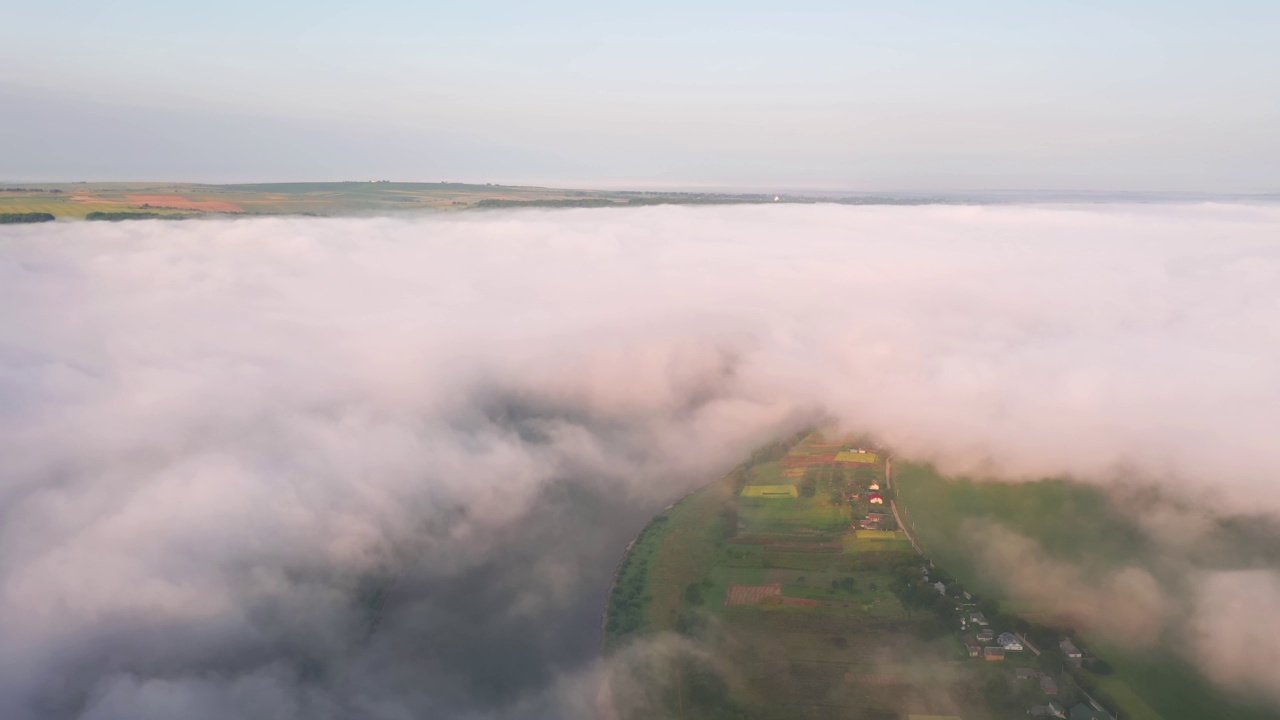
951, 576, 1108, 718
910, 540, 1116, 720
841, 446, 1118, 720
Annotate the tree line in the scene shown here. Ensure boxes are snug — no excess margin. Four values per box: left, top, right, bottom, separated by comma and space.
0, 213, 55, 224
85, 211, 193, 221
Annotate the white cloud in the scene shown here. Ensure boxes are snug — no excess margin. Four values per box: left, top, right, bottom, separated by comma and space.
1, 203, 1279, 717
1191, 570, 1280, 703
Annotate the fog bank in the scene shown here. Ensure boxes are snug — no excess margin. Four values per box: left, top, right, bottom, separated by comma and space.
2, 203, 1279, 717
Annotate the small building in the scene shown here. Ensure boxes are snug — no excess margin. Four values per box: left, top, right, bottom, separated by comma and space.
868, 492, 885, 505
1060, 639, 1083, 666
962, 636, 982, 657
971, 612, 990, 626
1014, 667, 1037, 681
869, 481, 881, 490
998, 632, 1025, 651
984, 646, 1006, 661
933, 581, 947, 596
1040, 676, 1059, 695
977, 628, 995, 643
860, 512, 892, 530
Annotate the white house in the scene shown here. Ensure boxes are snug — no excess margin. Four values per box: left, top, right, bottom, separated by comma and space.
997, 632, 1024, 651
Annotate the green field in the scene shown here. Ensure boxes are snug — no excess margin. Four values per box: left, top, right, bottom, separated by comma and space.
737, 496, 852, 532
604, 434, 1042, 720
605, 435, 1280, 720
741, 484, 799, 498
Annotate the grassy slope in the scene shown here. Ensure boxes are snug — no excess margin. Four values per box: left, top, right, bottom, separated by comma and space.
602, 476, 738, 649
644, 480, 737, 633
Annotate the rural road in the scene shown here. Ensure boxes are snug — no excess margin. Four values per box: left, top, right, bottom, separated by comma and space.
884, 458, 925, 557
890, 499, 924, 557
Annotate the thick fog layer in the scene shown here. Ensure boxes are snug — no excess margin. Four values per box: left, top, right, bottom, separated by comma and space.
2, 204, 1280, 718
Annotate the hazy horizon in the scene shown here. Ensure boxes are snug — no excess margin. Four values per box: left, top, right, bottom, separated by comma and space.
4, 179, 1280, 205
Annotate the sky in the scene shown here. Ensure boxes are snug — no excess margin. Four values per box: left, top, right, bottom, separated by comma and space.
4, 204, 1280, 717
2, 0, 1279, 190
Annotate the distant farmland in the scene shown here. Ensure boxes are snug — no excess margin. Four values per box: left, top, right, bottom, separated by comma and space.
0, 182, 803, 220
0, 182, 963, 220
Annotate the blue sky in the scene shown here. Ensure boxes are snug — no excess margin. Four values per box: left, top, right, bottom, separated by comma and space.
2, 1, 1277, 190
